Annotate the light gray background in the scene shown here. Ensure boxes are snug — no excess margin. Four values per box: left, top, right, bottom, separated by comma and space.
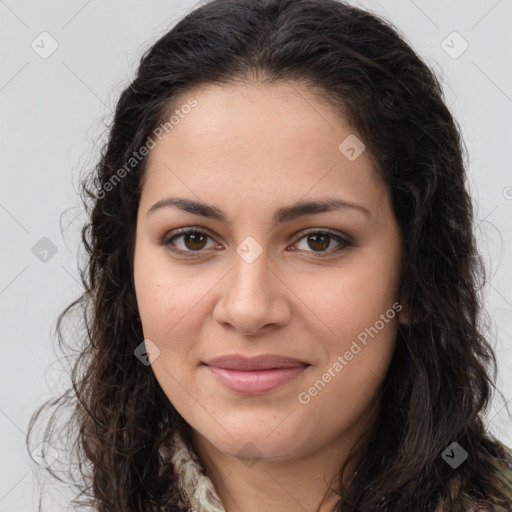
1, 1, 511, 510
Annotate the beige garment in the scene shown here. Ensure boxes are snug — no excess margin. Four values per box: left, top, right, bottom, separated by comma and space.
158, 430, 227, 512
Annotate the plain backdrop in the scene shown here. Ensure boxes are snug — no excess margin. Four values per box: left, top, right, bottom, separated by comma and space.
1, 1, 511, 510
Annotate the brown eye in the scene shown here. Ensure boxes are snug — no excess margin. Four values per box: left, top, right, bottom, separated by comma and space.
306, 233, 331, 252
161, 228, 218, 257
182, 231, 208, 251
293, 229, 352, 258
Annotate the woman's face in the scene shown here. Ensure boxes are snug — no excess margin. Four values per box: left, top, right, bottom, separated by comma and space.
133, 81, 404, 463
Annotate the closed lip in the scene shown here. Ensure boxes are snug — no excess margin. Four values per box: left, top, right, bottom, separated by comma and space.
203, 354, 310, 371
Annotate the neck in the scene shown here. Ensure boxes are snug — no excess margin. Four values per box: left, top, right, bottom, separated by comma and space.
189, 425, 368, 512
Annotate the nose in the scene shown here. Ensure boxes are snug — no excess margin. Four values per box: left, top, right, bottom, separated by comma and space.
212, 247, 291, 337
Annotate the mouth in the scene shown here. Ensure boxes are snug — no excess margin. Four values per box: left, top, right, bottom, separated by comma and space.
202, 354, 310, 394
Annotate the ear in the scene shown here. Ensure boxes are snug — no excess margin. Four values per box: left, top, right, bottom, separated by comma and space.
398, 305, 410, 325
396, 296, 423, 325
396, 290, 413, 325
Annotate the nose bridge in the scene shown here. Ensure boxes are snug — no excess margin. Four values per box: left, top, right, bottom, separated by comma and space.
213, 235, 289, 334
228, 238, 273, 303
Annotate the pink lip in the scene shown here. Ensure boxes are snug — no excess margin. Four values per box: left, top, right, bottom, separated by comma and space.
203, 354, 310, 394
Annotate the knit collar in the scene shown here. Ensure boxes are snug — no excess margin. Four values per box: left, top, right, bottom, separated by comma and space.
158, 429, 227, 512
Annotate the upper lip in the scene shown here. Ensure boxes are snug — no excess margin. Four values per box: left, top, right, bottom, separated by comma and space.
203, 354, 309, 371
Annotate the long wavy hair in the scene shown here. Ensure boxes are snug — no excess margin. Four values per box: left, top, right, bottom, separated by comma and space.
26, 0, 512, 510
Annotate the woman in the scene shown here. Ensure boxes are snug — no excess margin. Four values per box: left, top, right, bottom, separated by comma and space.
27, 0, 512, 510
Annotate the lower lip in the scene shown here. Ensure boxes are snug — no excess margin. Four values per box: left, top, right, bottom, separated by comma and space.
204, 365, 309, 394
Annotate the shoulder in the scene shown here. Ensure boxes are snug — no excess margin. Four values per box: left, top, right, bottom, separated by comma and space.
499, 443, 512, 481
435, 443, 512, 512
477, 442, 512, 511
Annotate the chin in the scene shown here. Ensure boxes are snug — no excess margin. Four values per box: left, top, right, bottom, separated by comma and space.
193, 421, 310, 463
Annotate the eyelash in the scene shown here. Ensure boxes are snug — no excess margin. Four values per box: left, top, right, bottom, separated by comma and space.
159, 227, 353, 259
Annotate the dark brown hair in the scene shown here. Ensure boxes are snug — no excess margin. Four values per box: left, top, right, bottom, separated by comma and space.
27, 0, 512, 510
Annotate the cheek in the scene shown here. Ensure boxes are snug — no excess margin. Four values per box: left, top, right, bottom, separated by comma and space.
297, 317, 397, 442
133, 245, 198, 339
289, 249, 399, 413
133, 248, 201, 409
133, 245, 219, 386
290, 256, 400, 344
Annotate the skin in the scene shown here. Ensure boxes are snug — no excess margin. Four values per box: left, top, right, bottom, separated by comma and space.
133, 81, 407, 512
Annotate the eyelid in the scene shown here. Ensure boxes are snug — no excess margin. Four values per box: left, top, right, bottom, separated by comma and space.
160, 226, 221, 253
292, 227, 353, 245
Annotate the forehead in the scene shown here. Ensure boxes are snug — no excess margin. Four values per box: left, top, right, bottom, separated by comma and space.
141, 81, 389, 219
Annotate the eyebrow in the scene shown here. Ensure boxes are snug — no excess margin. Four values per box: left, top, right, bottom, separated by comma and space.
147, 196, 371, 223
